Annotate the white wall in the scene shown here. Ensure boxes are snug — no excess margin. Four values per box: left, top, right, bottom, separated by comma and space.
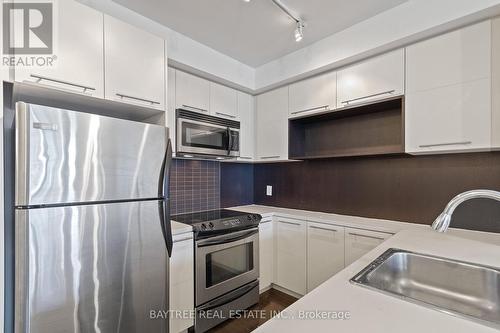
254, 0, 500, 92
78, 0, 256, 92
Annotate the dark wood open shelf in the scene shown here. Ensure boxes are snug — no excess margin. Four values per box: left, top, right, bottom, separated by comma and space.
289, 97, 405, 160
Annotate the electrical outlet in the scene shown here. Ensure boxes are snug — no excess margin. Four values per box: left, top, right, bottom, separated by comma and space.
266, 185, 273, 196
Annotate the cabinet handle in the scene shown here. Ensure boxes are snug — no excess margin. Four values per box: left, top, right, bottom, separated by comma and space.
278, 220, 301, 226
348, 232, 385, 241
291, 105, 329, 115
341, 90, 395, 105
239, 156, 253, 160
309, 225, 338, 232
260, 156, 280, 160
116, 93, 160, 105
182, 104, 208, 113
30, 74, 95, 93
215, 112, 236, 119
419, 141, 472, 148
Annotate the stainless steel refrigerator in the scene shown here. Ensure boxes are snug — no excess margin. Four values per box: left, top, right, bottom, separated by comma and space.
13, 102, 173, 333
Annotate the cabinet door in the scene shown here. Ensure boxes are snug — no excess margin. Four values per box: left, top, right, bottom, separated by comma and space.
167, 67, 177, 151
256, 87, 288, 161
289, 71, 336, 118
307, 222, 345, 292
337, 49, 404, 107
405, 21, 492, 154
175, 70, 210, 113
104, 15, 165, 110
259, 218, 274, 292
275, 217, 306, 295
406, 21, 491, 94
210, 82, 239, 119
15, 0, 104, 97
237, 92, 255, 161
170, 237, 194, 333
344, 228, 391, 266
405, 79, 491, 154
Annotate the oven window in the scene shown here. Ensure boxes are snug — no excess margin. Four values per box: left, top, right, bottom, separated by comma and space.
182, 122, 228, 150
206, 243, 254, 288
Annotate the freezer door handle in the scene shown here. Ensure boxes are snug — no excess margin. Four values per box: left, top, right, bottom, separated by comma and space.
158, 139, 173, 257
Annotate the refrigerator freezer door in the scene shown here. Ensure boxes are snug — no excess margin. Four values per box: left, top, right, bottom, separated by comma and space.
15, 200, 169, 333
15, 102, 167, 206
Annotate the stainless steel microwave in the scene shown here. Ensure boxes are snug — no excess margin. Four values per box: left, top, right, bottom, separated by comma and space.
176, 109, 240, 158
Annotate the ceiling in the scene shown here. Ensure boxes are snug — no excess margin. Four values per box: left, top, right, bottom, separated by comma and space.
113, 0, 408, 67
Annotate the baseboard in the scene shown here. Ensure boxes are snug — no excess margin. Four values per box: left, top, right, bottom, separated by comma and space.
268, 284, 303, 299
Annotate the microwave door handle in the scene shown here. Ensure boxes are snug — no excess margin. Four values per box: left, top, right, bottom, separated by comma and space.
226, 127, 232, 156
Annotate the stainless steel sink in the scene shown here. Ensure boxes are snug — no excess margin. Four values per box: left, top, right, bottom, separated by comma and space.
351, 248, 500, 328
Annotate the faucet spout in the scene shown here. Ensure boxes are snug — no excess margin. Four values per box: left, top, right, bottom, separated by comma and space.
431, 190, 500, 232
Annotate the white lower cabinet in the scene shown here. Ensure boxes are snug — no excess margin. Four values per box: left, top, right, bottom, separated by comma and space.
306, 222, 345, 292
259, 217, 274, 292
170, 236, 194, 333
275, 217, 306, 295
344, 228, 391, 266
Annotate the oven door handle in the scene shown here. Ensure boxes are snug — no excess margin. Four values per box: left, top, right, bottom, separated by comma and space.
197, 228, 258, 247
197, 280, 259, 312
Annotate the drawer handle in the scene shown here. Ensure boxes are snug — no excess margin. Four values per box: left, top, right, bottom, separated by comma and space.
291, 105, 329, 115
278, 220, 301, 226
419, 141, 472, 148
182, 104, 208, 113
116, 93, 160, 105
215, 112, 236, 119
260, 156, 280, 159
30, 74, 95, 93
348, 232, 385, 241
309, 225, 338, 232
239, 156, 253, 160
341, 90, 395, 105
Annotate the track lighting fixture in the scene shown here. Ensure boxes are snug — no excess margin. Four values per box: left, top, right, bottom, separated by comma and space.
270, 0, 305, 42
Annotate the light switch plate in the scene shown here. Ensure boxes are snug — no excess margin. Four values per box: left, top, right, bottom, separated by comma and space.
266, 185, 272, 196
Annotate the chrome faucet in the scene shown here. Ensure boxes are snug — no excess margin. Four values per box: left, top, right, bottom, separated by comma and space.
432, 189, 500, 232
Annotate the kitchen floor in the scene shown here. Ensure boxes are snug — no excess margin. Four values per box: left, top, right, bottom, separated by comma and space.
208, 289, 297, 333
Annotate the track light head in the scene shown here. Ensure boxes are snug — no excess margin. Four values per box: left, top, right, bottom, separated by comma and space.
294, 21, 304, 42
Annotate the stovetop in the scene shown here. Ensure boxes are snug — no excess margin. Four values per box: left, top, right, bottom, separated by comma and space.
172, 209, 262, 239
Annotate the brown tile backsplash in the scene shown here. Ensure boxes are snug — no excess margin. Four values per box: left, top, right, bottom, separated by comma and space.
170, 159, 220, 215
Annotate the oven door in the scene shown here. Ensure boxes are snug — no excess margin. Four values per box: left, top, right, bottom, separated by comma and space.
177, 118, 231, 156
195, 228, 259, 306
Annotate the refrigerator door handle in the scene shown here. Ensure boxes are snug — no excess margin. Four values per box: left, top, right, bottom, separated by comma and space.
158, 139, 173, 257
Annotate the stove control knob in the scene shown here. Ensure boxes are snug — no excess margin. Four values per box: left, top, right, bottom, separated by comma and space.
208, 222, 214, 229
200, 223, 207, 230
247, 215, 252, 220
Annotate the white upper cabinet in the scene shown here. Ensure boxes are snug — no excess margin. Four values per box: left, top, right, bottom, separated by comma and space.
237, 92, 255, 161
167, 67, 177, 149
175, 70, 210, 113
255, 87, 289, 161
275, 217, 306, 295
104, 15, 165, 110
337, 49, 404, 107
307, 222, 345, 292
289, 71, 337, 118
15, 0, 104, 97
210, 82, 239, 119
405, 21, 493, 154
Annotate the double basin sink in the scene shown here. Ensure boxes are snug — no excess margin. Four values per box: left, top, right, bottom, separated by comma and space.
351, 248, 500, 328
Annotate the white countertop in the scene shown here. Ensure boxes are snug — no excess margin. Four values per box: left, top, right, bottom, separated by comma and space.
253, 229, 500, 333
171, 220, 193, 236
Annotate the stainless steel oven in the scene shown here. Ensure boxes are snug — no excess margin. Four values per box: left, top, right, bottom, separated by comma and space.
195, 227, 259, 306
176, 109, 240, 158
